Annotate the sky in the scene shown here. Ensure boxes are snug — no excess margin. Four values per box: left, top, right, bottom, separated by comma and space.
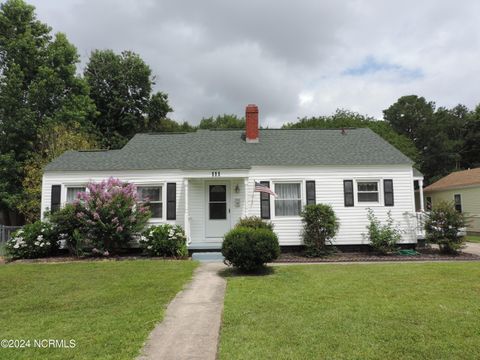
29, 0, 480, 127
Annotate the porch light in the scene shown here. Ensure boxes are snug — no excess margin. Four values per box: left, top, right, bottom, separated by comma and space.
235, 184, 240, 193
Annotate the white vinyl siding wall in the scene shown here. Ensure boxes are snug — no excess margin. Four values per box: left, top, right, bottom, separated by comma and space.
42, 164, 416, 247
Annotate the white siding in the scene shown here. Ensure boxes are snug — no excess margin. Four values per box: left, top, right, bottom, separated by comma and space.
42, 164, 417, 247
41, 170, 185, 227
246, 165, 417, 245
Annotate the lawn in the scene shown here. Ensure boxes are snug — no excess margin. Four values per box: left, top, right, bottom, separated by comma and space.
219, 263, 480, 360
0, 260, 197, 360
466, 235, 480, 243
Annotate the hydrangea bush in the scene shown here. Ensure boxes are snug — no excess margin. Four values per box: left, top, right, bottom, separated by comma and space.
6, 221, 58, 259
73, 178, 151, 253
140, 224, 188, 258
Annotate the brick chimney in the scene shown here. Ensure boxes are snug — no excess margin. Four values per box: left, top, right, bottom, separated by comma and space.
245, 104, 259, 143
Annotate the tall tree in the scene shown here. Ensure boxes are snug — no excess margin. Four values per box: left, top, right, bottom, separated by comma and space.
383, 95, 435, 145
84, 50, 172, 148
0, 0, 96, 224
462, 104, 480, 169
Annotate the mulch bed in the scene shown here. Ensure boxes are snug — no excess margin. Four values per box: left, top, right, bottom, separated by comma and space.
275, 248, 480, 263
0, 255, 188, 264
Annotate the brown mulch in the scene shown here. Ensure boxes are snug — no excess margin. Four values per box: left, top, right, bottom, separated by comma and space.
1, 255, 189, 264
275, 248, 480, 263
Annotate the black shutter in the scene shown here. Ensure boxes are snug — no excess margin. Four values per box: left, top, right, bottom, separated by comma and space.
343, 180, 354, 207
51, 185, 61, 213
306, 181, 316, 205
384, 179, 394, 206
166, 183, 176, 220
260, 181, 271, 219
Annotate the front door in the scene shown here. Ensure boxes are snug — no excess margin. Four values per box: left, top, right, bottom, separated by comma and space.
205, 182, 230, 239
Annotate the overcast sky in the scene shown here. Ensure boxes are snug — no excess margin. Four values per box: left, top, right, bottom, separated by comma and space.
29, 0, 480, 127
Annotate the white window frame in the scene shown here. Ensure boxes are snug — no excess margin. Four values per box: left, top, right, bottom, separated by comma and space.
454, 194, 462, 213
65, 186, 87, 204
355, 179, 381, 206
137, 184, 165, 220
272, 181, 304, 219
61, 184, 87, 206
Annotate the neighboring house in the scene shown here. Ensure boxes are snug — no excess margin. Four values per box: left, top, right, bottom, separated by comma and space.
41, 104, 424, 249
424, 168, 480, 235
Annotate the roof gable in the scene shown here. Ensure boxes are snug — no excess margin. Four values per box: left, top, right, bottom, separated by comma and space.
45, 128, 413, 172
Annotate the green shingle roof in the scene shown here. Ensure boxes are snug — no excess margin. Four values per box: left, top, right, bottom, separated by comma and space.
45, 128, 413, 172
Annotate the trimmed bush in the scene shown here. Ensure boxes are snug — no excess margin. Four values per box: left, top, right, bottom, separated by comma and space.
425, 201, 466, 254
222, 226, 280, 272
140, 224, 188, 258
365, 208, 402, 254
236, 216, 274, 231
6, 221, 58, 259
301, 204, 339, 256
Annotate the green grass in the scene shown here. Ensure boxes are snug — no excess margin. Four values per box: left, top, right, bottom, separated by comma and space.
0, 260, 197, 360
466, 235, 480, 243
219, 263, 480, 360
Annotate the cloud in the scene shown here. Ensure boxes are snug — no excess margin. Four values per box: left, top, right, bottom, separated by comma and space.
29, 0, 480, 125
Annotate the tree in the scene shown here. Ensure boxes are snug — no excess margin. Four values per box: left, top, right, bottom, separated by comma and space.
462, 105, 480, 169
283, 109, 419, 163
18, 123, 97, 223
383, 95, 435, 144
0, 0, 96, 224
84, 50, 172, 148
199, 114, 245, 129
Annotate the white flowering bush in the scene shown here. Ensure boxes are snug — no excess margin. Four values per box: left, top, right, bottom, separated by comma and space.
6, 221, 59, 259
140, 224, 188, 258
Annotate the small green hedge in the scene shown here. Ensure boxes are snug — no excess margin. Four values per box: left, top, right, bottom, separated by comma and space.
222, 219, 280, 272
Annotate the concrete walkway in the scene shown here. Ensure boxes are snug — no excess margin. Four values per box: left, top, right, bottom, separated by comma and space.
137, 262, 226, 360
464, 242, 480, 256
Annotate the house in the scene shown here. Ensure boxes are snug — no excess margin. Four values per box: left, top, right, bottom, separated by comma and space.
41, 104, 425, 249
424, 168, 480, 235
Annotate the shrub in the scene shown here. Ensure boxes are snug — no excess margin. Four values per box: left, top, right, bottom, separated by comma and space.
365, 209, 402, 254
74, 178, 151, 253
236, 216, 274, 231
222, 226, 280, 272
425, 201, 466, 254
301, 204, 339, 256
5, 221, 58, 259
47, 204, 85, 255
140, 224, 188, 258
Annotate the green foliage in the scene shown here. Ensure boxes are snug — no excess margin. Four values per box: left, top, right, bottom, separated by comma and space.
140, 224, 188, 258
5, 221, 58, 259
0, 0, 96, 223
283, 109, 420, 163
199, 114, 245, 129
425, 201, 466, 254
84, 49, 172, 148
365, 209, 402, 254
222, 226, 280, 272
18, 123, 97, 223
236, 216, 274, 231
46, 204, 85, 256
301, 204, 339, 256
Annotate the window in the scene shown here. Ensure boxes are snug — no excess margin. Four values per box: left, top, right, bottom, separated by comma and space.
209, 185, 227, 220
66, 187, 86, 203
357, 181, 379, 203
454, 194, 462, 213
426, 196, 432, 210
138, 186, 163, 218
275, 183, 302, 216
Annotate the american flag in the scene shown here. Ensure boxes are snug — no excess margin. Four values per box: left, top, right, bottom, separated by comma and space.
254, 182, 277, 197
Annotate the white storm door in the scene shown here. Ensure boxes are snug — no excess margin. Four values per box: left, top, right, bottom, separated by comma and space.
205, 182, 230, 238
